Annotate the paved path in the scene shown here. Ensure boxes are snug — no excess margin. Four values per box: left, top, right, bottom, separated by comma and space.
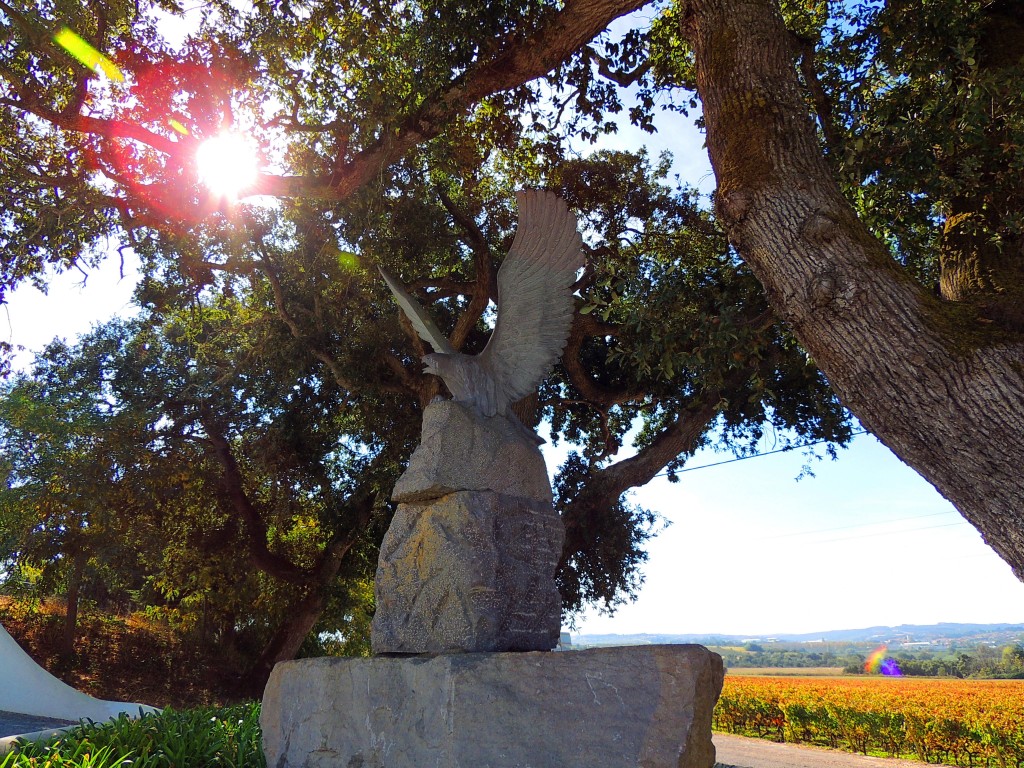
715, 733, 931, 768
0, 711, 75, 738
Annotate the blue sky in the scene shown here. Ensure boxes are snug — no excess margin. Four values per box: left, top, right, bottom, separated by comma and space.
567, 433, 1024, 636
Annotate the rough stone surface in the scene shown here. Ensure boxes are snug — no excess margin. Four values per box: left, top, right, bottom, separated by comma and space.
261, 645, 724, 768
391, 400, 552, 504
371, 490, 563, 654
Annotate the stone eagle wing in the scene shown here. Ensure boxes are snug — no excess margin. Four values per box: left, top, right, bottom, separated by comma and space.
480, 190, 584, 414
379, 266, 456, 355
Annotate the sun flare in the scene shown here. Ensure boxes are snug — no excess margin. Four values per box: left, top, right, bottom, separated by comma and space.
195, 133, 259, 200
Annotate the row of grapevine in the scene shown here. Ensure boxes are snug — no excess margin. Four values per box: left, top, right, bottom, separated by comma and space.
715, 676, 1024, 767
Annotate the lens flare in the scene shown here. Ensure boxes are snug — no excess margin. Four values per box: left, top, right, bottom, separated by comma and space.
865, 645, 902, 676
54, 28, 124, 81
336, 250, 360, 271
195, 133, 259, 200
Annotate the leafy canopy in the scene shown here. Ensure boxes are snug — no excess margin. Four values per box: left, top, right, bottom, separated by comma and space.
0, 0, 869, 660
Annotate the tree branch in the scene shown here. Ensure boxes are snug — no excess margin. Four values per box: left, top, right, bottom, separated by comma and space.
202, 420, 310, 585
561, 311, 639, 407
246, 0, 653, 202
436, 188, 497, 349
556, 382, 728, 609
6, 0, 652, 233
591, 393, 719, 497
247, 473, 380, 687
792, 32, 841, 156
258, 254, 359, 392
587, 44, 654, 87
381, 350, 424, 394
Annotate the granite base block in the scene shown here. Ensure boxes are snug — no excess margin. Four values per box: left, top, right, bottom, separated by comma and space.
261, 645, 724, 768
371, 490, 563, 654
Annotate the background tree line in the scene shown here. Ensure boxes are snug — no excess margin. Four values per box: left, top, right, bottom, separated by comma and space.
714, 640, 1024, 678
845, 644, 1024, 679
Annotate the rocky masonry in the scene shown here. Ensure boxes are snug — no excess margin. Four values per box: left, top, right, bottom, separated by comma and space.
371, 400, 563, 654
261, 644, 725, 768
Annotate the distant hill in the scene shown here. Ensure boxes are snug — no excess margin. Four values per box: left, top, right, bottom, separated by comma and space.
574, 622, 1024, 647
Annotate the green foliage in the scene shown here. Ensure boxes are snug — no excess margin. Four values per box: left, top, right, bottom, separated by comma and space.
802, 0, 1024, 301
1, 705, 264, 768
553, 450, 662, 613
0, 134, 853, 642
0, 301, 397, 683
0, 328, 157, 607
715, 644, 862, 670
845, 643, 1024, 679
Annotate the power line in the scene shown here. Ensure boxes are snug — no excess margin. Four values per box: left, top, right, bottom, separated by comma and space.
648, 431, 974, 544
812, 520, 968, 545
655, 429, 868, 477
762, 509, 960, 540
643, 429, 975, 545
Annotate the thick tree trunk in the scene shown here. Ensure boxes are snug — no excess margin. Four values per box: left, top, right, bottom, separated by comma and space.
939, 208, 1024, 330
242, 586, 331, 696
61, 549, 86, 664
935, 2, 1024, 328
243, 493, 376, 694
685, 0, 1024, 577
936, 2, 1024, 326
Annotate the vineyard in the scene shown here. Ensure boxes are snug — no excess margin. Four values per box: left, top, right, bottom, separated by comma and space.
715, 676, 1024, 767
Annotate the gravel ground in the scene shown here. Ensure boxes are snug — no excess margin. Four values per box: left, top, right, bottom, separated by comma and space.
0, 711, 76, 739
714, 733, 931, 768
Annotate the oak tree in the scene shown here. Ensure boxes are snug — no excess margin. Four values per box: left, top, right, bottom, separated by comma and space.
8, 0, 1017, 668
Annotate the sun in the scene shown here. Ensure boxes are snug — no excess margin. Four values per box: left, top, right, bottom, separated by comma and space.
195, 133, 259, 200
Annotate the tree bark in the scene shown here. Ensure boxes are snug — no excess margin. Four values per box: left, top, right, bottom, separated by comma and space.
243, 490, 377, 694
254, 0, 653, 201
61, 549, 87, 664
935, 2, 1024, 329
203, 421, 311, 584
685, 0, 1024, 577
200, 419, 381, 691
242, 536, 362, 694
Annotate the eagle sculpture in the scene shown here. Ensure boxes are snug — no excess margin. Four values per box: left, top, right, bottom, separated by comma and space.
380, 190, 584, 421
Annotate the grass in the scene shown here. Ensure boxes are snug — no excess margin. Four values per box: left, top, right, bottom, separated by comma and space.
1, 705, 265, 768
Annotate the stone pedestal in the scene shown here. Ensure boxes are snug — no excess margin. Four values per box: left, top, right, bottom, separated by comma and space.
371, 490, 563, 654
261, 644, 724, 768
371, 400, 563, 654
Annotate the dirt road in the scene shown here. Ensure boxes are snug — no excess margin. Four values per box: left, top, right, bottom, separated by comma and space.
714, 733, 931, 768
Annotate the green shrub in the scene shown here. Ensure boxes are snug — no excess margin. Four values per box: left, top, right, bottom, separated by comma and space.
2, 704, 265, 768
